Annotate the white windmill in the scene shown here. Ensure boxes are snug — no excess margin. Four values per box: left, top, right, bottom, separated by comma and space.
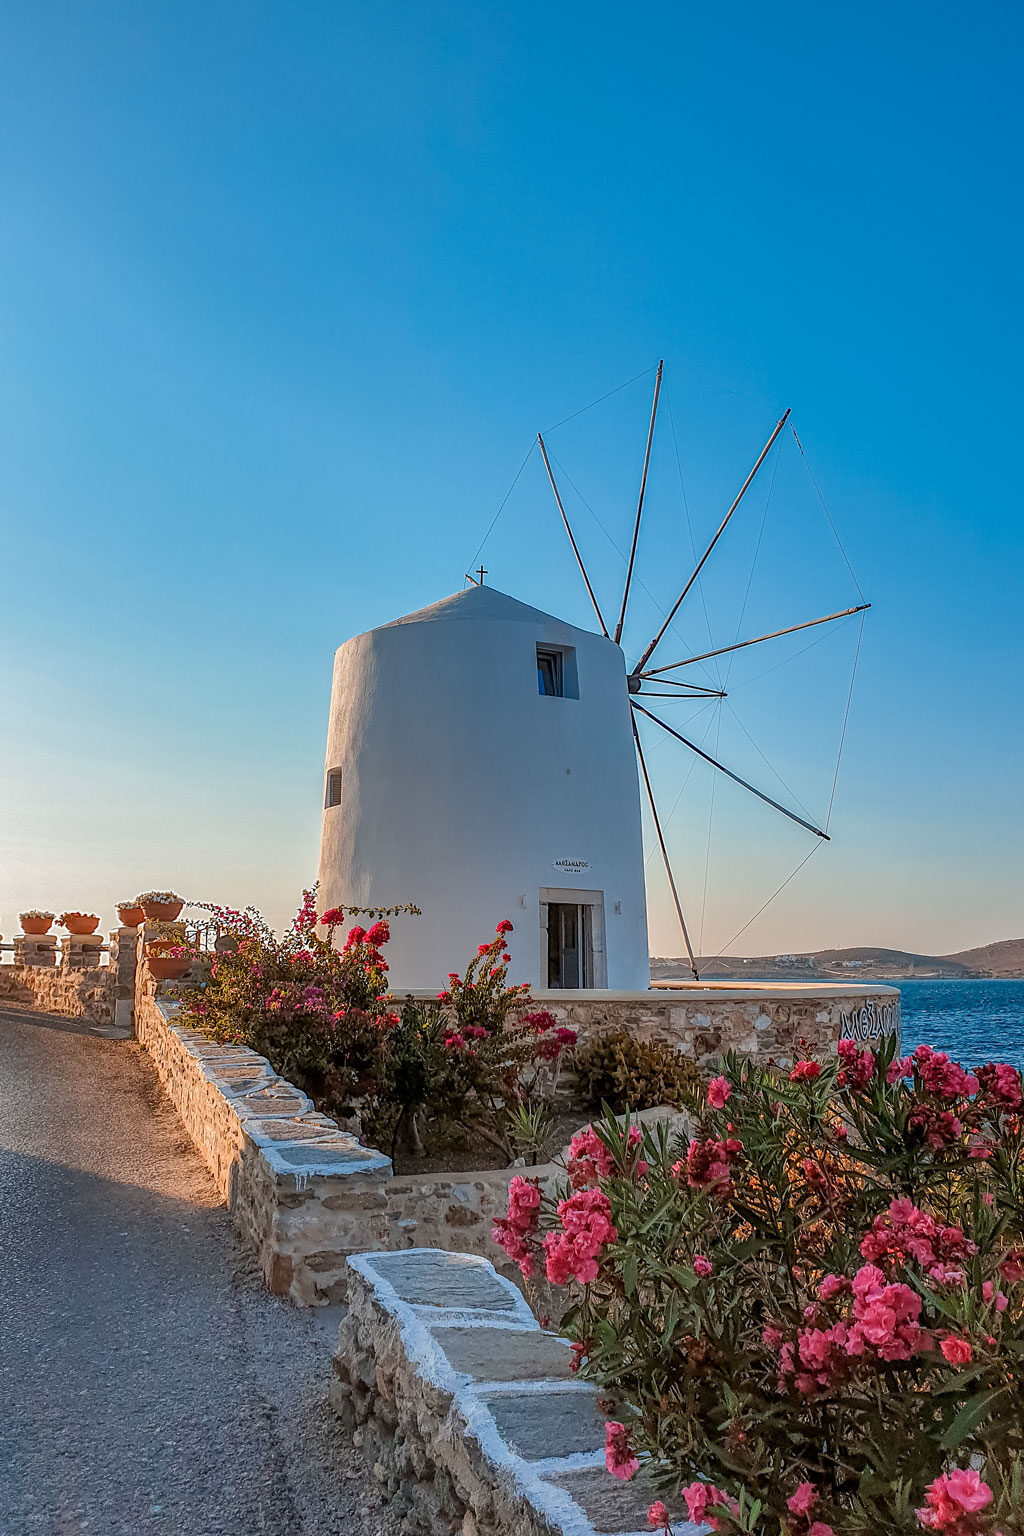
316, 362, 869, 991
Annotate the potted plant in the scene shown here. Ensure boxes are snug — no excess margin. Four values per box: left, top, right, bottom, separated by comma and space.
59, 911, 100, 936
146, 944, 192, 980
138, 890, 184, 922
116, 901, 146, 928
19, 910, 55, 935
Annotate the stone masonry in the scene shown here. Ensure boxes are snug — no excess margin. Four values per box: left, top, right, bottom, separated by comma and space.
331, 1247, 703, 1536
134, 985, 393, 1304
0, 931, 127, 1025
133, 969, 899, 1301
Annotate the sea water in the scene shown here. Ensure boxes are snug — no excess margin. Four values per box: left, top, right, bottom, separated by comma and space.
895, 977, 1024, 1071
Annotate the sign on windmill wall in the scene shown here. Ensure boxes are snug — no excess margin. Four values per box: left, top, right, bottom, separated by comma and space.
553, 858, 590, 873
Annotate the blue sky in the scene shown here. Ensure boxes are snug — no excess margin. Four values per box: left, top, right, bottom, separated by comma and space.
1, 1, 1021, 956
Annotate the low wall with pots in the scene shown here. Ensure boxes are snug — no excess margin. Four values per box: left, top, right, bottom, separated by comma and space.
134, 984, 393, 1304
331, 1247, 698, 1536
0, 929, 137, 1026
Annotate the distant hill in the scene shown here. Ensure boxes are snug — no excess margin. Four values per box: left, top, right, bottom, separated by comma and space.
650, 938, 1024, 982
945, 938, 1024, 978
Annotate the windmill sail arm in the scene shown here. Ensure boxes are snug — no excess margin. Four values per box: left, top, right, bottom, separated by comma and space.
613, 361, 663, 644
640, 603, 871, 678
632, 715, 700, 979
537, 433, 609, 637
631, 408, 792, 674
631, 701, 830, 840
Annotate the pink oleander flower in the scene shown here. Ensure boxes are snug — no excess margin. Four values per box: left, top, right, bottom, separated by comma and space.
707, 1075, 732, 1108
544, 1187, 618, 1285
788, 1482, 818, 1515
491, 1176, 541, 1278
648, 1501, 670, 1530
1000, 1249, 1024, 1283
886, 1055, 913, 1083
693, 1254, 713, 1278
680, 1137, 740, 1196
604, 1421, 638, 1481
912, 1044, 980, 1099
860, 1197, 976, 1278
809, 1526, 835, 1536
836, 1038, 874, 1088
940, 1334, 973, 1366
680, 1481, 738, 1532
916, 1467, 992, 1528
981, 1280, 1008, 1311
567, 1124, 644, 1187
790, 1060, 821, 1083
975, 1059, 1023, 1108
846, 1264, 929, 1362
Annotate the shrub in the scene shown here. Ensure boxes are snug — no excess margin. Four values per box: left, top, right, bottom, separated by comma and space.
364, 931, 577, 1167
172, 891, 406, 1115
175, 897, 576, 1163
574, 1028, 696, 1111
493, 1040, 1024, 1535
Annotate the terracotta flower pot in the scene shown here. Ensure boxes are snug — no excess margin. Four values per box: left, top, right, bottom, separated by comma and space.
145, 939, 176, 957
142, 899, 183, 922
147, 955, 192, 981
63, 915, 100, 935
117, 906, 145, 928
20, 916, 53, 935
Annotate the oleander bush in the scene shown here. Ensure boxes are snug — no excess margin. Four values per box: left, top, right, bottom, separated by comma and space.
172, 892, 576, 1161
493, 1039, 1024, 1536
575, 1027, 697, 1111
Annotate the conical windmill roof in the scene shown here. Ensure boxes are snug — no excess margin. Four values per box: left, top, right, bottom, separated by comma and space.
372, 583, 591, 633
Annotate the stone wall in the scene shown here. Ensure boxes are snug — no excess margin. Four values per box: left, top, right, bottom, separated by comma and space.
331, 1247, 701, 1536
134, 984, 392, 1304
404, 982, 901, 1069
133, 974, 900, 1300
385, 1166, 560, 1267
0, 931, 127, 1024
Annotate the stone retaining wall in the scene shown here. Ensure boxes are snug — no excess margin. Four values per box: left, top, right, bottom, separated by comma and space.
404, 983, 900, 1068
0, 930, 132, 1024
134, 987, 392, 1304
133, 971, 898, 1302
331, 1247, 701, 1536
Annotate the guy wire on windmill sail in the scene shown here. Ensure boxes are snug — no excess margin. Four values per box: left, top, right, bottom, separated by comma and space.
316, 361, 869, 991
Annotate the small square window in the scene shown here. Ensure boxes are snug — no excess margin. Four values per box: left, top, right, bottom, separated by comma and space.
537, 646, 564, 697
325, 769, 342, 808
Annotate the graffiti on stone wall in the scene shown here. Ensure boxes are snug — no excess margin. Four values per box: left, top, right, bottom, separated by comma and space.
839, 996, 901, 1044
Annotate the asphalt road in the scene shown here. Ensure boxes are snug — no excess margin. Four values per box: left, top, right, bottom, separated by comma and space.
0, 1005, 400, 1536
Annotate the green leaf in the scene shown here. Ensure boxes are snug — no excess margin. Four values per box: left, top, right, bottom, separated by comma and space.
940, 1389, 999, 1451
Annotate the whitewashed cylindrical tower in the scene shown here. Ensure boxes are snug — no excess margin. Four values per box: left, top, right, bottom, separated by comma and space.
316, 585, 649, 991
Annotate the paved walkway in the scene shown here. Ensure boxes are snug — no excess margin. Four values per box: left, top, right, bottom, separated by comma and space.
0, 1005, 400, 1536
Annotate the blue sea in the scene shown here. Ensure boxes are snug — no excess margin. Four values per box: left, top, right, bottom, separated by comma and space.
895, 978, 1024, 1072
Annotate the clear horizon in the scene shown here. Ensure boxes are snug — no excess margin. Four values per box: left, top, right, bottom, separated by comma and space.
1, 3, 1021, 961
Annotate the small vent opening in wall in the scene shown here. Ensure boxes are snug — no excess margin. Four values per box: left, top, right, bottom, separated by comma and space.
325, 769, 342, 808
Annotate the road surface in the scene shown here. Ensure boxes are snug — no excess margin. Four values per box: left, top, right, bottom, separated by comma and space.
0, 1004, 399, 1536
